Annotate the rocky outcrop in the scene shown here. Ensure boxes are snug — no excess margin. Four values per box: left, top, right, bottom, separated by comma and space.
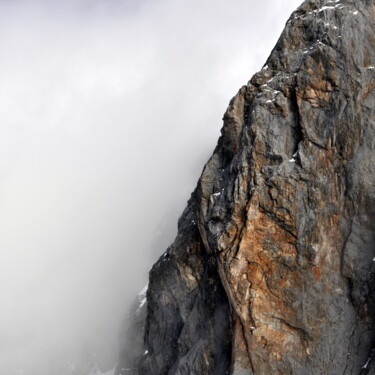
134, 0, 375, 373
139, 205, 232, 374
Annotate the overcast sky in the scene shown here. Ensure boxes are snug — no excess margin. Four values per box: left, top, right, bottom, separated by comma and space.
0, 0, 302, 374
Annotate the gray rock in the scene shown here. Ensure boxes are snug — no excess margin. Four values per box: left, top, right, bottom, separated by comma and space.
139, 204, 232, 375
125, 0, 375, 373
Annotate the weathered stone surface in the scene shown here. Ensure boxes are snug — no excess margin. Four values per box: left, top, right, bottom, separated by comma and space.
139, 204, 232, 374
133, 0, 375, 373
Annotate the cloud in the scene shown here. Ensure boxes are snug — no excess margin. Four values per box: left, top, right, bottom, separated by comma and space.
0, 0, 302, 373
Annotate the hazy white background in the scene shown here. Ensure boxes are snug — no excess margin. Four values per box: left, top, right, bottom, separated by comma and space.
0, 0, 302, 373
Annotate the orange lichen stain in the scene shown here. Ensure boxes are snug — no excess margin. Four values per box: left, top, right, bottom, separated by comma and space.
363, 80, 375, 100
248, 323, 304, 363
275, 352, 282, 361
319, 152, 331, 167
326, 146, 333, 159
330, 213, 339, 225
225, 200, 307, 362
223, 177, 344, 372
303, 86, 331, 107
312, 265, 322, 281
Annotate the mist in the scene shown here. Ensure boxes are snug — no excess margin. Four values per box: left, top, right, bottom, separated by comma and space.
0, 0, 302, 374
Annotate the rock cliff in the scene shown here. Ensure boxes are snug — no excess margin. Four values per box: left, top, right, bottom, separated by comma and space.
121, 0, 375, 373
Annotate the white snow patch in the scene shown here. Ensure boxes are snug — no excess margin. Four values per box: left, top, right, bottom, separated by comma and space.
161, 252, 169, 262
212, 192, 221, 196
139, 284, 148, 296
318, 3, 345, 12
312, 244, 319, 253
289, 151, 298, 163
319, 6, 336, 11
367, 66, 375, 70
139, 296, 147, 309
362, 357, 371, 369
136, 284, 148, 313
372, 257, 375, 261
352, 10, 358, 15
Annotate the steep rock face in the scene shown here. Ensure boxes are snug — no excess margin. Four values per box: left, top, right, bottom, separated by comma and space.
139, 205, 232, 374
138, 0, 375, 373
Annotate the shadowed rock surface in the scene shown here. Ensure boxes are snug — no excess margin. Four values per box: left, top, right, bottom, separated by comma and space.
122, 0, 375, 373
115, 290, 147, 375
